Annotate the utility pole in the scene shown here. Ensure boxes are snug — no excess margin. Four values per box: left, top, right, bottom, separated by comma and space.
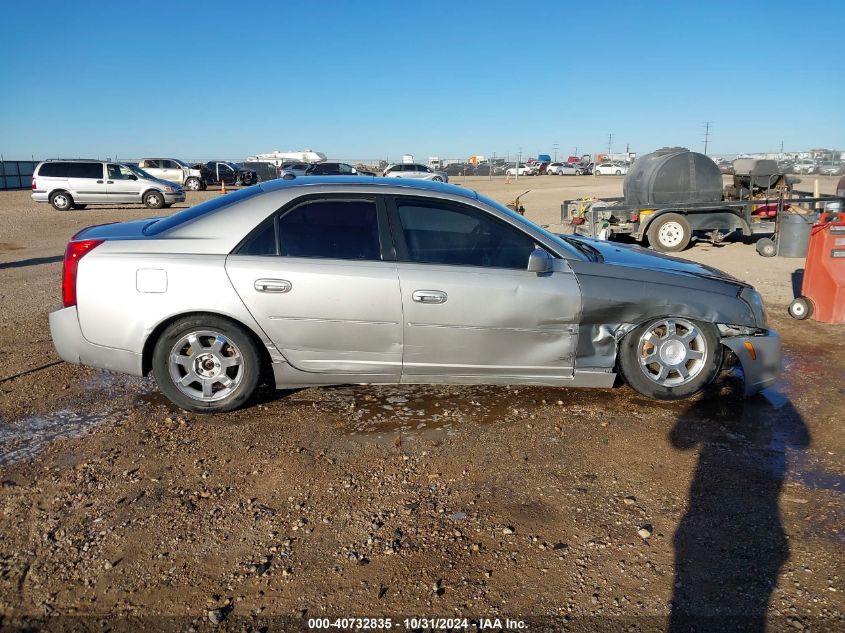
703, 122, 712, 155
607, 134, 613, 155
553, 143, 559, 162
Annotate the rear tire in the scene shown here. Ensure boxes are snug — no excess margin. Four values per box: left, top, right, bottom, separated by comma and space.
432, 176, 443, 182
788, 296, 812, 320
50, 191, 73, 211
152, 315, 261, 413
620, 317, 721, 400
185, 177, 202, 191
647, 213, 691, 252
143, 190, 165, 209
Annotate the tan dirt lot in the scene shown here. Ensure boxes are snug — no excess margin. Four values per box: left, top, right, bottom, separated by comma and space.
0, 177, 843, 631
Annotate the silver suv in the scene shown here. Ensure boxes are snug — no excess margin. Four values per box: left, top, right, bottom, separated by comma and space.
138, 158, 206, 191
31, 160, 186, 210
382, 163, 449, 182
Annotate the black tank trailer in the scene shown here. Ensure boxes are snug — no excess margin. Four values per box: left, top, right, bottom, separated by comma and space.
561, 148, 841, 252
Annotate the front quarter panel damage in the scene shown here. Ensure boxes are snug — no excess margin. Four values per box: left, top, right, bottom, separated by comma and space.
569, 261, 756, 371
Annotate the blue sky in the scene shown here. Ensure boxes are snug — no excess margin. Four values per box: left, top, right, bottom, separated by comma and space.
1, 1, 842, 161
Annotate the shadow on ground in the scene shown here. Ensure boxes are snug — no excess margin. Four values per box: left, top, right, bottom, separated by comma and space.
669, 387, 810, 631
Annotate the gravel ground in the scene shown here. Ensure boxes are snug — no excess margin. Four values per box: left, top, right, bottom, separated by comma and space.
0, 181, 843, 631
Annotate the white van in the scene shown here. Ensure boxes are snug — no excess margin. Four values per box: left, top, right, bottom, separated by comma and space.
31, 160, 185, 210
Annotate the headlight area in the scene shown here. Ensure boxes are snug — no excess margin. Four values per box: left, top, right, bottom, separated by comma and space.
717, 324, 769, 337
739, 287, 769, 329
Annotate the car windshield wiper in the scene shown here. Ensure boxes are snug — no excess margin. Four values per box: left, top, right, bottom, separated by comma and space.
558, 235, 601, 262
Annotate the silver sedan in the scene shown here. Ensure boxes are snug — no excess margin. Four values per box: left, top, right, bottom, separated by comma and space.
49, 177, 780, 412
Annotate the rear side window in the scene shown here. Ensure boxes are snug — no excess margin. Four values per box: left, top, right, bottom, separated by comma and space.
38, 162, 68, 177
278, 199, 380, 260
68, 163, 103, 178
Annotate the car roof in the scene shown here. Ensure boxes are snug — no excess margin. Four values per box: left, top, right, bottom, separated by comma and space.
259, 176, 477, 200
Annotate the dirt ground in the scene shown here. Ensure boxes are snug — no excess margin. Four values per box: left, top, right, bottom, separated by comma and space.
0, 178, 843, 632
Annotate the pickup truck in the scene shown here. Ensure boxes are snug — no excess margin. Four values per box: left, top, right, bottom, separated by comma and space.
138, 158, 206, 191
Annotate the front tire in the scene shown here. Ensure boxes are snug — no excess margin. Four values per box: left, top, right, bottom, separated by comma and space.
50, 191, 73, 211
152, 316, 261, 413
620, 317, 721, 400
648, 213, 691, 252
143, 190, 165, 209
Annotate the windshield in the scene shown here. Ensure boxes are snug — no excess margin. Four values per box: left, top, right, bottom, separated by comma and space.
126, 164, 157, 180
475, 193, 586, 260
172, 159, 190, 168
224, 162, 240, 170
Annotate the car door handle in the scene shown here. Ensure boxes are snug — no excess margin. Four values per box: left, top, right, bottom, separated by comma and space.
412, 290, 447, 304
254, 278, 292, 293
107, 180, 114, 184
97, 180, 104, 183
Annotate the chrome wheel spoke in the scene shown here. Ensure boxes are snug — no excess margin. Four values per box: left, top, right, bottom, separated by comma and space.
687, 349, 704, 361
676, 364, 690, 379
220, 354, 241, 368
210, 335, 226, 354
178, 372, 197, 387
680, 327, 699, 344
655, 364, 670, 382
665, 320, 677, 337
201, 379, 213, 398
172, 354, 191, 368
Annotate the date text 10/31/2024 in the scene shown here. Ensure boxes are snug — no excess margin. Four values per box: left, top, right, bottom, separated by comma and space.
307, 617, 528, 630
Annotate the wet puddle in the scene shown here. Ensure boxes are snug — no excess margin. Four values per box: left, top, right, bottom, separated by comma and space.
0, 410, 109, 466
0, 372, 155, 466
298, 384, 608, 447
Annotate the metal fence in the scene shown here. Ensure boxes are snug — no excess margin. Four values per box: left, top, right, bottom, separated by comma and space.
0, 161, 37, 190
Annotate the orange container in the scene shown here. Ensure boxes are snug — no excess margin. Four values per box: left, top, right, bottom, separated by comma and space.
789, 214, 845, 323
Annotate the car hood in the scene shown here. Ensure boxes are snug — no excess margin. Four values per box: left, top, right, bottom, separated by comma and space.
561, 235, 748, 286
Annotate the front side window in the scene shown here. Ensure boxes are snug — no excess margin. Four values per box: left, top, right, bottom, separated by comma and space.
218, 163, 234, 173
338, 163, 354, 174
396, 201, 536, 269
278, 199, 381, 260
107, 164, 136, 180
161, 160, 177, 169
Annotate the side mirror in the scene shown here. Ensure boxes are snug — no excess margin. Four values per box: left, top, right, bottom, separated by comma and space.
527, 248, 553, 274
129, 175, 138, 181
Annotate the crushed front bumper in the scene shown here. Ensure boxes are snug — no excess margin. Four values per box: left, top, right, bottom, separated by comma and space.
721, 329, 781, 396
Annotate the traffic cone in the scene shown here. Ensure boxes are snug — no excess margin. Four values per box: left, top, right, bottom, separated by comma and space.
220, 179, 227, 195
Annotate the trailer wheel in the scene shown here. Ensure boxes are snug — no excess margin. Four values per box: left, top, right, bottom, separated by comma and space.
756, 237, 776, 257
647, 213, 691, 252
788, 297, 813, 320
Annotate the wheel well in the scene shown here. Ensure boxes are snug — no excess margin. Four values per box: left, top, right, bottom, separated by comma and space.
142, 188, 163, 198
141, 311, 274, 382
49, 189, 70, 199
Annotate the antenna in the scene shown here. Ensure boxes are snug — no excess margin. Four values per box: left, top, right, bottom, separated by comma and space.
703, 122, 712, 155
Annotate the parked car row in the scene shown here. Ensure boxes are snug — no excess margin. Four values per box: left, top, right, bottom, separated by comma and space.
279, 161, 377, 178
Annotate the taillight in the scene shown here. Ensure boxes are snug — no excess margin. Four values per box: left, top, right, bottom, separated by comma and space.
31, 177, 36, 190
62, 239, 103, 307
